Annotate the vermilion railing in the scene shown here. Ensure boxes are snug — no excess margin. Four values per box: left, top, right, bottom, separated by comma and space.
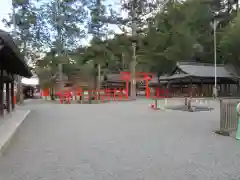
41, 72, 199, 103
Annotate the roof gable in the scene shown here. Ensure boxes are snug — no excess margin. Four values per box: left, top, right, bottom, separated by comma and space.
176, 62, 239, 78
171, 66, 187, 75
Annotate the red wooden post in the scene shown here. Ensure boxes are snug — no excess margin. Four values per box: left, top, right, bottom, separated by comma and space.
105, 88, 111, 101
136, 72, 153, 99
115, 88, 124, 101
152, 87, 159, 99
99, 90, 105, 103
144, 76, 151, 98
125, 80, 129, 98
67, 91, 72, 104
56, 91, 63, 104
88, 90, 91, 101
113, 88, 116, 101
76, 88, 82, 96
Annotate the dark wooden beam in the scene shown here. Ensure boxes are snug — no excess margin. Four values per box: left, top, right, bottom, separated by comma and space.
0, 69, 3, 116
200, 79, 203, 96
10, 77, 15, 110
6, 80, 10, 112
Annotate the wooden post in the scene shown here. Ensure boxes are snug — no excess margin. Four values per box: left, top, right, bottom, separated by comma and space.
185, 97, 188, 106
189, 78, 192, 98
188, 77, 193, 111
0, 69, 3, 116
11, 79, 15, 110
200, 79, 203, 96
219, 84, 221, 97
125, 80, 129, 99
237, 80, 239, 94
209, 84, 211, 97
128, 81, 131, 97
180, 81, 182, 94
6, 80, 10, 112
228, 84, 230, 96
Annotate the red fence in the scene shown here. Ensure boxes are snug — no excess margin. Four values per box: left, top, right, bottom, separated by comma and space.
41, 87, 199, 104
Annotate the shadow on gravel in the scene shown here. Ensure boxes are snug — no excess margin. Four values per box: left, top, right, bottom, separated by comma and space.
164, 105, 214, 112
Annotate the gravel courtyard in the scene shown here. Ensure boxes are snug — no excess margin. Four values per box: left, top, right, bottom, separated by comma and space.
0, 99, 239, 180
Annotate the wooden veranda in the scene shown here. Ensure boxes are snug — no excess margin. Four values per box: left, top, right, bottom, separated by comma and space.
0, 30, 32, 116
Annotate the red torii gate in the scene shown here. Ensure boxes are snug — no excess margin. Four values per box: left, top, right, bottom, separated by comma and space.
136, 72, 153, 98
120, 72, 153, 98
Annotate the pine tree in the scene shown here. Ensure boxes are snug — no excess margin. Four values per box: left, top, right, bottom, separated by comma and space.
87, 0, 109, 98
2, 0, 38, 103
117, 0, 159, 99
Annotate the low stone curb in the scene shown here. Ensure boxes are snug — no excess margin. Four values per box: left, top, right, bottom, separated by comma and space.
0, 110, 31, 156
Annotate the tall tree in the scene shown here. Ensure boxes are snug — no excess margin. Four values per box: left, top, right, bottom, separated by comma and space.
220, 14, 240, 71
2, 0, 38, 103
138, 0, 195, 76
39, 0, 88, 92
115, 0, 159, 99
87, 0, 109, 98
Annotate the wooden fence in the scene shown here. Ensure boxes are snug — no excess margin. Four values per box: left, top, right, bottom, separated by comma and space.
218, 99, 239, 135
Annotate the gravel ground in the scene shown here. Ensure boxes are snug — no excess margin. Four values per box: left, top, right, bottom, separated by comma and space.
0, 99, 240, 180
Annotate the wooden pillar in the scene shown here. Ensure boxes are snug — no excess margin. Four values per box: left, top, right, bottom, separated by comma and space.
11, 79, 15, 110
6, 80, 10, 112
206, 84, 208, 96
168, 83, 172, 97
218, 79, 221, 97
224, 83, 227, 96
189, 78, 192, 97
210, 84, 212, 97
208, 84, 211, 97
236, 80, 239, 94
200, 79, 203, 96
0, 69, 3, 116
219, 83, 222, 97
128, 81, 131, 96
228, 84, 230, 95
180, 81, 182, 94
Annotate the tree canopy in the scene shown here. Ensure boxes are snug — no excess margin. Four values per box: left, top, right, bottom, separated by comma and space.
2, 0, 240, 89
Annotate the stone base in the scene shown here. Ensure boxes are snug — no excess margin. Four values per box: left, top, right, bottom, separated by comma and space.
0, 110, 31, 155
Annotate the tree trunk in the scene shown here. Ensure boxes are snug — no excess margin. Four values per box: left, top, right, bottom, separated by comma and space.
50, 87, 55, 100
130, 51, 136, 100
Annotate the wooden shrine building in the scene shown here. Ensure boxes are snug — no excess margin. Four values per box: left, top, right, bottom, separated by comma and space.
103, 73, 126, 89
159, 62, 239, 97
103, 73, 150, 96
0, 30, 32, 116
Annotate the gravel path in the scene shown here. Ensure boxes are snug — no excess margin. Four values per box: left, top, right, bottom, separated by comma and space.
0, 100, 240, 180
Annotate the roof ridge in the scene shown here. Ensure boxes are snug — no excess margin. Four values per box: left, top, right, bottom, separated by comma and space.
178, 61, 225, 67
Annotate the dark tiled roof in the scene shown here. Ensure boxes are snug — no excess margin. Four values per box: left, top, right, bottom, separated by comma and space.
105, 73, 144, 82
159, 74, 191, 80
177, 62, 239, 78
0, 30, 20, 57
0, 30, 32, 78
105, 74, 123, 82
149, 77, 158, 84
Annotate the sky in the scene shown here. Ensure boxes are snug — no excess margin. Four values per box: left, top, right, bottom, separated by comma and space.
0, 0, 11, 31
0, 0, 123, 30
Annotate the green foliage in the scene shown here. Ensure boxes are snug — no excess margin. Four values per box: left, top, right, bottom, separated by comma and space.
138, 0, 197, 75
40, 0, 88, 51
2, 0, 240, 85
3, 0, 38, 58
220, 14, 240, 67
